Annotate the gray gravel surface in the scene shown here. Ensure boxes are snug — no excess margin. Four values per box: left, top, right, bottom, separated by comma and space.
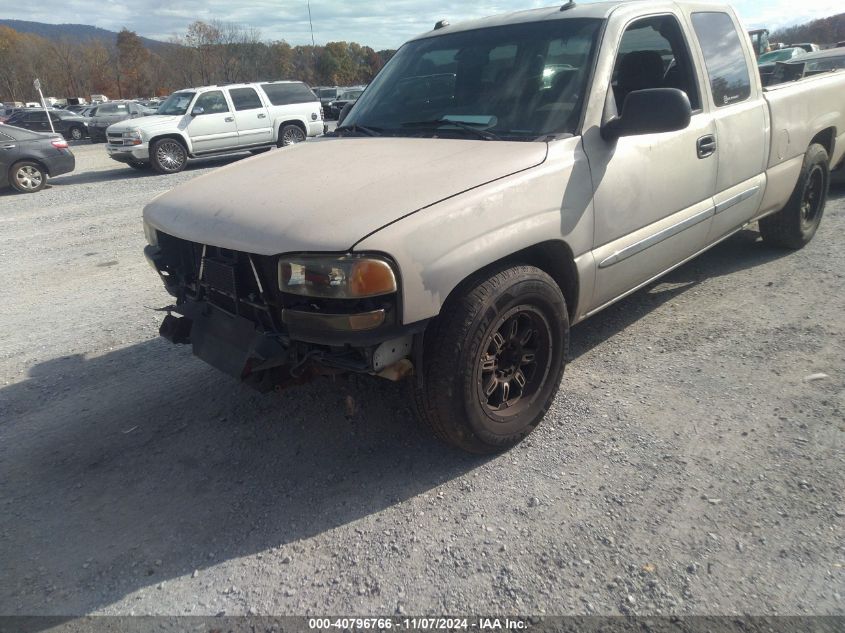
1, 143, 843, 617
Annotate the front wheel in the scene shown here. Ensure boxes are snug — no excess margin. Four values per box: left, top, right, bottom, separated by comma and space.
150, 138, 187, 174
759, 143, 829, 249
68, 126, 84, 141
278, 124, 306, 147
411, 265, 569, 454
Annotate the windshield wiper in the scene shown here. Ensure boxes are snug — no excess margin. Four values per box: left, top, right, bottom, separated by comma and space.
401, 119, 502, 141
334, 123, 383, 137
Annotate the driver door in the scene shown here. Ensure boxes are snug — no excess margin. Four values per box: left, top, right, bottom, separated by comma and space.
185, 90, 238, 153
582, 13, 718, 312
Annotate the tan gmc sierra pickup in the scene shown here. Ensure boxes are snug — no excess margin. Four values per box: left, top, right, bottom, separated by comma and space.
142, 2, 845, 453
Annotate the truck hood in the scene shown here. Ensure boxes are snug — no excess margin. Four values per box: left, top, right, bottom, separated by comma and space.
144, 137, 548, 255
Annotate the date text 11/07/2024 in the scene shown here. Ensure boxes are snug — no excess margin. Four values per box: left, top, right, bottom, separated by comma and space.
307, 617, 530, 630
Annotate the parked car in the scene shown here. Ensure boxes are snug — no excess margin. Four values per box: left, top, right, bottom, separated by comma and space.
106, 81, 324, 173
0, 124, 75, 193
312, 86, 339, 118
788, 42, 820, 53
4, 109, 89, 141
327, 87, 365, 119
87, 101, 152, 142
141, 1, 845, 453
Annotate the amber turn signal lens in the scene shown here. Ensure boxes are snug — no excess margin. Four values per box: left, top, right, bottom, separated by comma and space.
349, 259, 396, 298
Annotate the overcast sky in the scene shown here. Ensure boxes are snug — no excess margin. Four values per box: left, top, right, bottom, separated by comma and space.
2, 0, 842, 50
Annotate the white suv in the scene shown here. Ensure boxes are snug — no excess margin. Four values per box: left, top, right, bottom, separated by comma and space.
106, 81, 325, 173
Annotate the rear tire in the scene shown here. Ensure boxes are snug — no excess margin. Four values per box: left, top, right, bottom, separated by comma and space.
411, 265, 568, 454
150, 138, 188, 174
9, 161, 47, 193
278, 124, 306, 147
759, 143, 829, 249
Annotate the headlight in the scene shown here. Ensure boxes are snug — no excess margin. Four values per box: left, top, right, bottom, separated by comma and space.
279, 255, 397, 299
123, 129, 143, 145
143, 221, 158, 247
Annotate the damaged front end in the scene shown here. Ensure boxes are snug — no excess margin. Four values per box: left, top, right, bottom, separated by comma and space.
144, 230, 423, 392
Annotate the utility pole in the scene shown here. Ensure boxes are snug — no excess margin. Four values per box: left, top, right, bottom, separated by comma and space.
307, 1, 316, 48
307, 1, 317, 81
33, 78, 56, 134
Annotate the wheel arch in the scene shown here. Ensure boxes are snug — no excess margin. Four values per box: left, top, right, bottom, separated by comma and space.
148, 133, 191, 154
809, 127, 836, 161
9, 157, 49, 177
439, 240, 580, 323
278, 119, 308, 137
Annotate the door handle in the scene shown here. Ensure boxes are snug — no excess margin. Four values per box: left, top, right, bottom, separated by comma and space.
257, 113, 266, 119
697, 135, 717, 158
225, 116, 234, 122
1, 144, 15, 149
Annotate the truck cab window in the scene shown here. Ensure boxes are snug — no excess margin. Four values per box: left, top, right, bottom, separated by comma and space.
612, 15, 700, 112
691, 12, 752, 107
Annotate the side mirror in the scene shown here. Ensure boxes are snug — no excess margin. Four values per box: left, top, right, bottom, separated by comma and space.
601, 88, 691, 140
337, 102, 354, 126
190, 106, 204, 117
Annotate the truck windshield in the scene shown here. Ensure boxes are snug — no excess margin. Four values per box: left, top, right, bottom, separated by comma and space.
341, 18, 602, 141
157, 92, 196, 116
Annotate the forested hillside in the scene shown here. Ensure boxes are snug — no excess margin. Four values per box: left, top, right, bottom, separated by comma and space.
0, 20, 395, 102
771, 13, 845, 46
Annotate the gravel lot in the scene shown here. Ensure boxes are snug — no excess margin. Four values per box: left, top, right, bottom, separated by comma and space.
1, 141, 843, 617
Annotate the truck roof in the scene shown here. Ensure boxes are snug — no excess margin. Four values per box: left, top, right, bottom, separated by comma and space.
410, 1, 733, 40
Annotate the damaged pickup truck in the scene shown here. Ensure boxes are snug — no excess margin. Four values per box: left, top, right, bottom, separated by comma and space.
143, 1, 845, 453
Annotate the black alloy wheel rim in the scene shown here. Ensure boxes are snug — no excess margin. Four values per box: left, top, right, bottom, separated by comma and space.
476, 305, 553, 420
800, 164, 824, 229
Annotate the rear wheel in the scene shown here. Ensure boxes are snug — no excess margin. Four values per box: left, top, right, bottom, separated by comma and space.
759, 143, 829, 249
151, 138, 187, 174
411, 265, 568, 453
278, 124, 306, 147
10, 161, 46, 193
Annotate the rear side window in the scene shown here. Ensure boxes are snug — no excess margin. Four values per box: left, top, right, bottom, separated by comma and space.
261, 83, 317, 106
229, 88, 263, 111
691, 12, 752, 107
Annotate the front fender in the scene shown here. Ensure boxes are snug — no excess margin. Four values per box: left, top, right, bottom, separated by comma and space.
353, 137, 594, 324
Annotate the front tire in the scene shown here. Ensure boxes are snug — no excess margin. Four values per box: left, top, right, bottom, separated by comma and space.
68, 126, 84, 141
10, 161, 47, 193
759, 143, 829, 249
151, 138, 188, 174
411, 265, 569, 454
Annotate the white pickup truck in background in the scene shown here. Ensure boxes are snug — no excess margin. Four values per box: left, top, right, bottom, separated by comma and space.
142, 2, 845, 453
106, 81, 325, 173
